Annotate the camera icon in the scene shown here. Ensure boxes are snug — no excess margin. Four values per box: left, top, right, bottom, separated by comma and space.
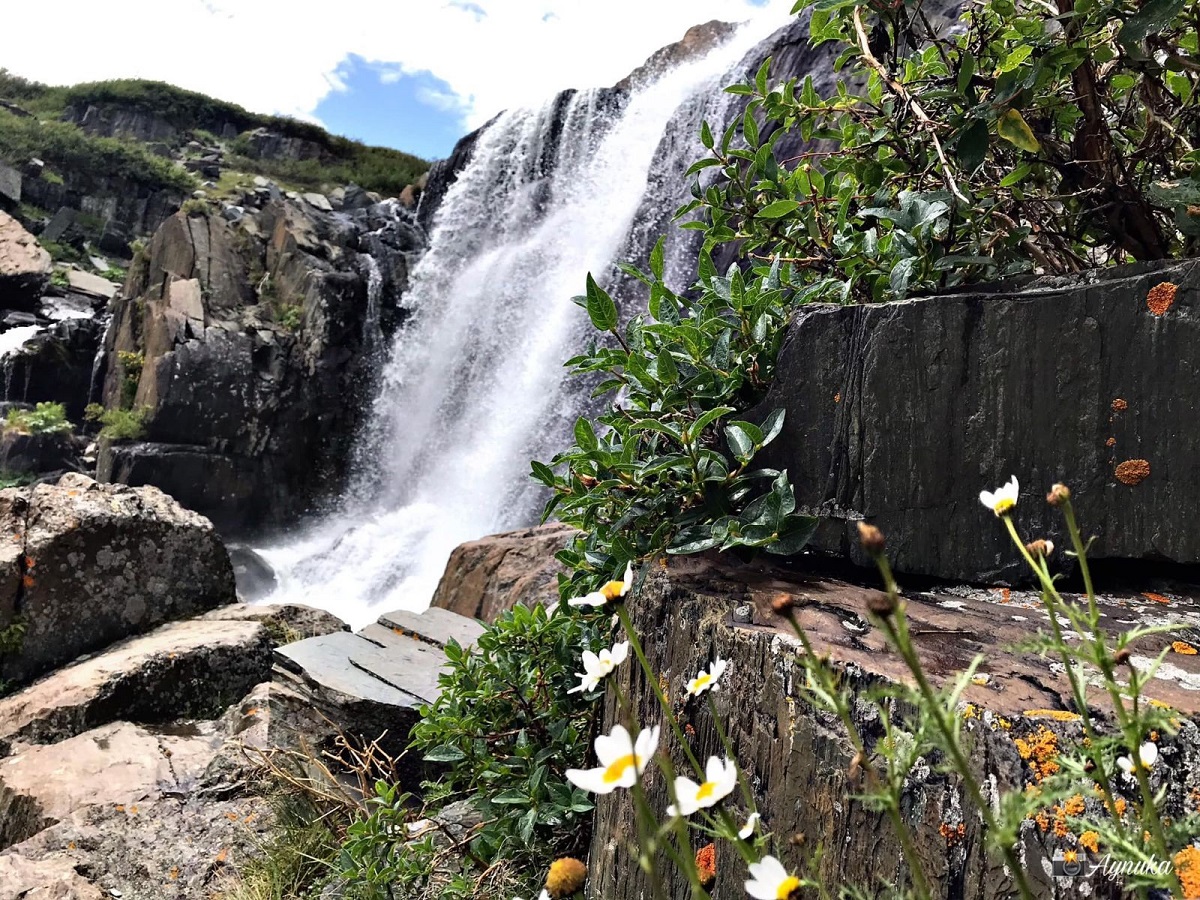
1051, 848, 1092, 878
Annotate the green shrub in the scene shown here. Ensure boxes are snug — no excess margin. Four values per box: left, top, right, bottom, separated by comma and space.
4, 402, 72, 435
180, 197, 208, 217
341, 604, 600, 898
0, 109, 194, 195
0, 470, 34, 490
85, 404, 147, 442
276, 303, 303, 332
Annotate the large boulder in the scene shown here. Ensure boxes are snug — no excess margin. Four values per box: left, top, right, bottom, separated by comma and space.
0, 211, 51, 311
94, 200, 424, 530
429, 523, 575, 621
755, 258, 1200, 582
0, 473, 236, 686
588, 555, 1200, 899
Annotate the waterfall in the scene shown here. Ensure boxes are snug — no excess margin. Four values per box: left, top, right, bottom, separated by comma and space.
261, 14, 788, 627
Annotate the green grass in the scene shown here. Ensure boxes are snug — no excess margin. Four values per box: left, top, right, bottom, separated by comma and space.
5, 402, 72, 436
84, 404, 147, 442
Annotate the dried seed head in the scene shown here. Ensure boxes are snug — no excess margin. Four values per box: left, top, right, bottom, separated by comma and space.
788, 832, 807, 847
1113, 647, 1132, 667
546, 858, 588, 898
1047, 484, 1071, 507
695, 843, 716, 888
857, 521, 886, 555
866, 590, 897, 618
770, 593, 795, 615
1026, 539, 1055, 558
848, 750, 864, 783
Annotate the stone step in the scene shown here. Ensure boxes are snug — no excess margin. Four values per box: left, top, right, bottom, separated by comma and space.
343, 635, 446, 703
273, 631, 423, 709
375, 606, 486, 650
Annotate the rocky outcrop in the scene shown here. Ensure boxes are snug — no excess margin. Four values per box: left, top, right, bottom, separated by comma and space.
587, 555, 1200, 900
754, 258, 1200, 582
0, 211, 51, 311
614, 20, 739, 91
94, 197, 424, 529
430, 523, 575, 621
0, 473, 236, 687
1, 316, 107, 422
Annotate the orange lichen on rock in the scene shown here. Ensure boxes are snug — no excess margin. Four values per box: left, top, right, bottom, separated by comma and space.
939, 822, 966, 846
1146, 281, 1177, 316
1143, 592, 1170, 605
1023, 709, 1081, 722
1079, 831, 1100, 853
1106, 437, 1116, 447
696, 844, 716, 888
1062, 794, 1086, 817
1172, 641, 1198, 655
1014, 725, 1061, 781
1112, 398, 1129, 412
1115, 458, 1151, 485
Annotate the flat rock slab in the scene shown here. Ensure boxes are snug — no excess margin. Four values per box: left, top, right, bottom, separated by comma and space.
756, 258, 1200, 581
65, 269, 119, 300
374, 606, 485, 649
274, 631, 426, 709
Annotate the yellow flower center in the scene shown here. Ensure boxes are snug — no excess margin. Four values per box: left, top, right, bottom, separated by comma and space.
696, 781, 717, 801
600, 580, 626, 600
994, 497, 1015, 514
776, 875, 802, 899
602, 754, 637, 784
690, 673, 712, 691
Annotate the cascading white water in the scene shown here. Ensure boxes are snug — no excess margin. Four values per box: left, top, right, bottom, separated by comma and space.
261, 16, 785, 627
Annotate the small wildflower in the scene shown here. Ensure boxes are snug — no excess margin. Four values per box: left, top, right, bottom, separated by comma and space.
1046, 483, 1071, 507
980, 476, 1019, 515
566, 724, 660, 794
770, 593, 794, 615
745, 855, 802, 900
686, 658, 727, 696
865, 590, 896, 618
739, 812, 761, 839
696, 843, 716, 888
1117, 741, 1158, 775
566, 642, 629, 694
666, 756, 738, 817
1025, 539, 1054, 558
856, 521, 885, 554
567, 563, 633, 608
546, 858, 587, 898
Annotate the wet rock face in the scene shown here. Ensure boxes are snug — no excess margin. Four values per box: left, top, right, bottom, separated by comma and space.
754, 258, 1200, 582
588, 556, 1200, 900
0, 473, 236, 687
95, 198, 425, 529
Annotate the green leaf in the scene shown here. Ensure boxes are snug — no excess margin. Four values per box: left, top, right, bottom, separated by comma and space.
1120, 0, 1186, 46
889, 257, 916, 298
760, 408, 786, 446
757, 199, 800, 219
996, 109, 1040, 153
764, 515, 820, 555
700, 120, 714, 150
725, 423, 754, 460
424, 744, 466, 763
955, 120, 989, 172
573, 417, 598, 451
585, 273, 618, 332
491, 789, 533, 805
530, 460, 556, 487
998, 45, 1032, 72
755, 57, 771, 96
649, 236, 665, 280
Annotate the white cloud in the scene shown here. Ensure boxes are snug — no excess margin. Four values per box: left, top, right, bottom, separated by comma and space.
2, 0, 794, 138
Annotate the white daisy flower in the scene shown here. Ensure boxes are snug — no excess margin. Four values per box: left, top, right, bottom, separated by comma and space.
567, 642, 630, 694
739, 812, 761, 839
686, 658, 727, 697
979, 476, 1019, 516
567, 563, 634, 608
1117, 741, 1158, 775
745, 854, 801, 900
565, 723, 659, 794
666, 756, 738, 817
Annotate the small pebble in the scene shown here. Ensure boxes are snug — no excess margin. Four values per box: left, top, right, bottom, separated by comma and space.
732, 604, 753, 624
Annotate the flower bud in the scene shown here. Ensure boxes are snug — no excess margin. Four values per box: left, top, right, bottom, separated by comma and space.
770, 593, 794, 615
857, 521, 886, 555
1026, 539, 1055, 558
1047, 484, 1071, 507
547, 857, 588, 898
1113, 647, 1132, 667
866, 590, 897, 618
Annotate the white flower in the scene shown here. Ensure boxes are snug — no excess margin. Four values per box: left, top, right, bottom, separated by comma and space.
686, 658, 727, 696
979, 476, 1019, 516
1117, 741, 1158, 775
739, 812, 761, 839
567, 563, 634, 608
565, 723, 660, 794
745, 854, 801, 900
666, 756, 738, 817
567, 642, 630, 694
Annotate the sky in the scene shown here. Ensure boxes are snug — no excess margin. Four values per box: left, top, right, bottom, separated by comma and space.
2, 0, 793, 160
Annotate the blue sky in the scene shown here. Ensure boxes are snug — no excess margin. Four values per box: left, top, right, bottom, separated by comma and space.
3, 0, 793, 162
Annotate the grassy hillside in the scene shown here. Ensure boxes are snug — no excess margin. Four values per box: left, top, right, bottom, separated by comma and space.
0, 70, 429, 195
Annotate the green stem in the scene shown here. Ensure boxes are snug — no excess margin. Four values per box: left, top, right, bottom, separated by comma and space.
705, 693, 758, 813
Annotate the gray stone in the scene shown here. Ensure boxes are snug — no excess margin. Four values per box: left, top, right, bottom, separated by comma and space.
0, 163, 21, 207
39, 208, 74, 244
302, 192, 333, 212
0, 474, 236, 686
755, 258, 1200, 582
65, 269, 118, 300
373, 606, 486, 649
0, 211, 50, 310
